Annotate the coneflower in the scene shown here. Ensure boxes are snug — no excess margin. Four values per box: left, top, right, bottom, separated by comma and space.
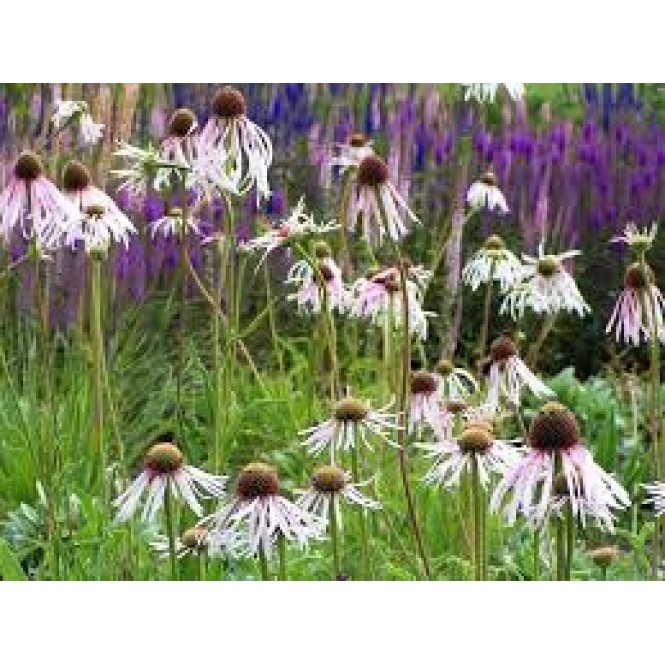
435, 359, 478, 401
462, 234, 522, 292
466, 169, 509, 214
51, 99, 104, 146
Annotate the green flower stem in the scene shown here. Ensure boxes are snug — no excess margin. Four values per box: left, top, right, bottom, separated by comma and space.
278, 535, 287, 581
163, 483, 178, 581
351, 447, 371, 580
554, 454, 566, 581
258, 545, 270, 581
526, 314, 557, 371
532, 530, 541, 580
199, 552, 207, 581
212, 240, 224, 472
470, 455, 484, 581
263, 260, 284, 375
565, 505, 575, 580
477, 266, 494, 357
329, 499, 341, 579
376, 191, 432, 581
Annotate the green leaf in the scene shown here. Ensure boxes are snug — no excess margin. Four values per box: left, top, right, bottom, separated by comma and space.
0, 538, 27, 581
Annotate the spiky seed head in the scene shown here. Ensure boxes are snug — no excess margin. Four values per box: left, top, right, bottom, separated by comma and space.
212, 86, 246, 119
14, 151, 43, 181
311, 465, 347, 493
484, 234, 505, 251
168, 108, 197, 138
536, 255, 561, 278
588, 545, 618, 568
458, 426, 493, 453
357, 155, 389, 187
411, 370, 438, 395
445, 399, 468, 415
624, 262, 653, 290
144, 442, 184, 474
181, 527, 208, 552
529, 402, 581, 452
465, 418, 494, 434
334, 396, 369, 422
435, 358, 454, 376
237, 462, 279, 499
84, 204, 106, 218
479, 169, 497, 187
313, 240, 332, 259
62, 160, 91, 192
490, 333, 517, 363
349, 132, 369, 148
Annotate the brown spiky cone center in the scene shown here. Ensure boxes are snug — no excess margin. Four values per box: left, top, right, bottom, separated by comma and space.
237, 462, 279, 499
14, 151, 43, 181
181, 527, 208, 552
212, 86, 246, 119
624, 262, 653, 290
484, 234, 505, 251
349, 132, 369, 148
529, 402, 581, 452
62, 160, 91, 192
312, 465, 347, 493
334, 396, 369, 422
458, 426, 493, 453
144, 442, 184, 474
168, 108, 197, 138
357, 155, 389, 187
490, 334, 518, 364
411, 370, 438, 395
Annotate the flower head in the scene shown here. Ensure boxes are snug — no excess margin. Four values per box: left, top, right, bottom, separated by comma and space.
329, 132, 375, 172
487, 333, 554, 407
501, 241, 590, 319
419, 424, 521, 489
62, 160, 136, 255
463, 84, 525, 104
205, 462, 324, 559
606, 262, 665, 346
0, 150, 78, 252
201, 86, 273, 201
345, 154, 419, 246
286, 254, 350, 315
151, 207, 201, 239
434, 358, 478, 401
466, 170, 509, 214
408, 370, 452, 436
113, 441, 226, 524
52, 99, 104, 146
296, 464, 380, 529
462, 234, 522, 291
300, 394, 399, 458
150, 525, 241, 559
611, 222, 658, 253
491, 402, 630, 529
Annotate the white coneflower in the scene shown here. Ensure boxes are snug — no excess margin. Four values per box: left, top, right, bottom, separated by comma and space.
52, 99, 104, 146
463, 83, 525, 104
466, 169, 509, 214
300, 395, 399, 457
350, 264, 433, 341
241, 197, 338, 268
0, 150, 78, 251
286, 241, 350, 315
330, 132, 375, 172
419, 424, 521, 489
435, 358, 478, 400
408, 370, 449, 435
462, 234, 523, 291
152, 107, 199, 190
644, 482, 665, 515
113, 442, 226, 524
346, 154, 419, 246
205, 462, 324, 559
149, 525, 243, 559
606, 262, 665, 346
611, 221, 658, 253
486, 333, 554, 407
491, 402, 630, 527
201, 86, 272, 201
151, 207, 202, 240
61, 160, 136, 254
502, 241, 590, 319
296, 465, 380, 527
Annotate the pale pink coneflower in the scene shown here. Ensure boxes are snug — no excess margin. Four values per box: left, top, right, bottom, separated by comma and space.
462, 84, 525, 104
329, 132, 375, 173
466, 170, 509, 214
52, 99, 104, 146
435, 358, 478, 401
151, 207, 202, 240
299, 394, 399, 458
296, 465, 380, 528
462, 234, 522, 292
286, 248, 350, 315
152, 107, 199, 190
418, 423, 521, 489
611, 221, 658, 253
0, 150, 78, 251
486, 333, 554, 407
644, 482, 665, 515
501, 241, 590, 319
113, 442, 226, 524
61, 160, 136, 254
241, 197, 338, 268
490, 402, 630, 528
201, 86, 272, 201
606, 262, 665, 346
205, 462, 324, 559
150, 525, 241, 559
346, 154, 419, 246
408, 370, 451, 435
350, 264, 433, 341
